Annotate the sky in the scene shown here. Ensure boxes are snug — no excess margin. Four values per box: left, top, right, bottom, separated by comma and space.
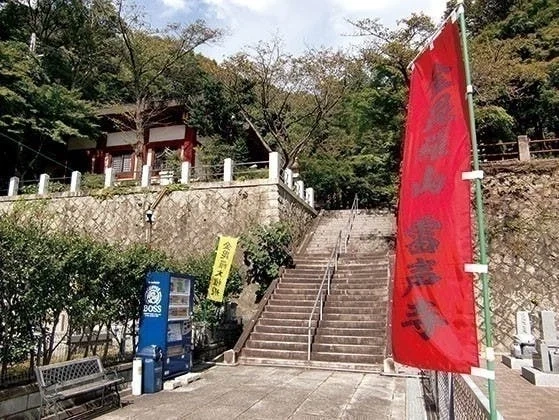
140, 0, 449, 61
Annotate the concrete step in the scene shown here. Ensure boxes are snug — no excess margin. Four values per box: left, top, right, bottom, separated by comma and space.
261, 311, 317, 320
274, 287, 324, 295
258, 318, 317, 327
311, 351, 384, 364
271, 292, 322, 300
326, 293, 387, 302
238, 356, 382, 373
330, 282, 387, 289
322, 313, 383, 321
241, 348, 307, 360
254, 325, 311, 334
265, 305, 318, 313
250, 332, 308, 342
313, 335, 382, 346
319, 320, 385, 329
246, 340, 307, 352
321, 306, 381, 315
329, 289, 386, 296
268, 298, 316, 306
323, 299, 386, 307
314, 327, 384, 336
278, 281, 323, 288
312, 342, 383, 355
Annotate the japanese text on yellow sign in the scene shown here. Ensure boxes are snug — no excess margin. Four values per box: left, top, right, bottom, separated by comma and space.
207, 236, 238, 302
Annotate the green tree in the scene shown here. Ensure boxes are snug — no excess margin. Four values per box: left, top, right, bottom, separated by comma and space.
221, 39, 349, 168
0, 41, 96, 178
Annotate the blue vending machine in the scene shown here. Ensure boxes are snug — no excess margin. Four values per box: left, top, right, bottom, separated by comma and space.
138, 272, 195, 379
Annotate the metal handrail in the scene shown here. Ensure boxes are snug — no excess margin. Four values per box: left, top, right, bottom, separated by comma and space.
342, 195, 359, 253
307, 231, 341, 360
306, 195, 359, 360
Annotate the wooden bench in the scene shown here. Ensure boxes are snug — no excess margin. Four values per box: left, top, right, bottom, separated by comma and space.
35, 356, 124, 419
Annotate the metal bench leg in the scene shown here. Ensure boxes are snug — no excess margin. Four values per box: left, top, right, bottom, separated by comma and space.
114, 383, 122, 408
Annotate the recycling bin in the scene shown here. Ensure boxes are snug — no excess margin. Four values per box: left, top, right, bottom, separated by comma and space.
137, 345, 163, 393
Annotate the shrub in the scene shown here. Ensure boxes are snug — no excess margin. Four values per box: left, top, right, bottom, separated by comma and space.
242, 222, 293, 298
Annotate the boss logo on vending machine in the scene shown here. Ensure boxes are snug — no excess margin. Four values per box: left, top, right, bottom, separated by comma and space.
143, 284, 162, 317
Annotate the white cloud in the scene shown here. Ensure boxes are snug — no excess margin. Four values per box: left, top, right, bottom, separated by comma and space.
205, 0, 279, 13
158, 0, 448, 60
330, 0, 391, 12
162, 0, 188, 10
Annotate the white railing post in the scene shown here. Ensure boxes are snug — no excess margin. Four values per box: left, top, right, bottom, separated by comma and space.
283, 168, 293, 188
141, 165, 151, 188
38, 174, 49, 195
518, 135, 530, 161
305, 187, 314, 208
70, 171, 81, 194
180, 161, 191, 184
8, 176, 19, 196
268, 152, 280, 181
295, 180, 305, 199
104, 167, 115, 188
224, 158, 233, 182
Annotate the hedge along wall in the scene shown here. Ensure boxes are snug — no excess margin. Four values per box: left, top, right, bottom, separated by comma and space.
481, 159, 559, 351
0, 179, 317, 261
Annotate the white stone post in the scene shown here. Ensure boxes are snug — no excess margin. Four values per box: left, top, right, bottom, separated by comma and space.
224, 158, 233, 182
305, 187, 315, 208
268, 152, 280, 181
295, 180, 305, 200
146, 149, 154, 167
181, 161, 191, 184
104, 167, 115, 188
141, 165, 151, 188
283, 168, 293, 188
518, 135, 530, 161
38, 174, 49, 195
8, 177, 19, 197
70, 171, 81, 194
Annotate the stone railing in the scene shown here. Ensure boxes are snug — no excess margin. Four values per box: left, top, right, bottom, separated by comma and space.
2, 152, 315, 209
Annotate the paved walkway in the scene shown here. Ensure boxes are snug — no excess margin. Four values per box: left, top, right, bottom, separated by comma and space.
98, 365, 407, 419
472, 361, 559, 420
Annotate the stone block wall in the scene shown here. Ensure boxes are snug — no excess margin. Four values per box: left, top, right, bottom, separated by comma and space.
481, 159, 559, 351
0, 179, 317, 260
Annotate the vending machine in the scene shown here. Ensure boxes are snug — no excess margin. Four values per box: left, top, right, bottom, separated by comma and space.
138, 271, 195, 379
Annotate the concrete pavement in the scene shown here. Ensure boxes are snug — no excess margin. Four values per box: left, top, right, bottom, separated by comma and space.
98, 365, 408, 419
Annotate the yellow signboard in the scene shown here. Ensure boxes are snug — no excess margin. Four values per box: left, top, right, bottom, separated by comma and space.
207, 236, 238, 302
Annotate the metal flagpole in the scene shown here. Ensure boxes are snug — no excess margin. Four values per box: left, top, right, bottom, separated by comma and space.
456, 1, 497, 419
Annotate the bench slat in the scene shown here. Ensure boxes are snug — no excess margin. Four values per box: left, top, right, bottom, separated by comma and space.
56, 378, 123, 399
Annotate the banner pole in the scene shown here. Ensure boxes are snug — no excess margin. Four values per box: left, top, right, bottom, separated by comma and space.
456, 2, 497, 420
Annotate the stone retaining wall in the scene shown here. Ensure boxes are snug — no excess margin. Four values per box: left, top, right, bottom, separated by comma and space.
482, 159, 559, 351
0, 179, 317, 260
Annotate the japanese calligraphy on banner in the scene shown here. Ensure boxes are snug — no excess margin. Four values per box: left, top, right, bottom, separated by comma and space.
207, 236, 238, 303
392, 22, 479, 373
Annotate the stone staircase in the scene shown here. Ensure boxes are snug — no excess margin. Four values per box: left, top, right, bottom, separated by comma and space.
238, 209, 395, 370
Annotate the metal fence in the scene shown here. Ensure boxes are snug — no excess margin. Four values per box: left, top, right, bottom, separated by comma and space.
424, 371, 503, 420
0, 321, 241, 390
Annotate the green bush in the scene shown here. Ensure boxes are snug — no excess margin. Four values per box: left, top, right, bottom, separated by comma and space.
178, 252, 243, 327
242, 222, 293, 298
81, 173, 105, 191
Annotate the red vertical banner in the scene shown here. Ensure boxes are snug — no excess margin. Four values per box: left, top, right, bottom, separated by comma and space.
392, 22, 479, 373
